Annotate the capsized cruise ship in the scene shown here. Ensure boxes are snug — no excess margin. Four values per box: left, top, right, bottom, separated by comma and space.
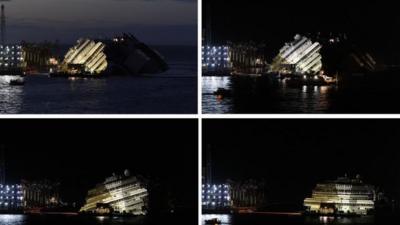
58, 33, 168, 76
80, 170, 148, 215
270, 34, 322, 75
304, 175, 375, 216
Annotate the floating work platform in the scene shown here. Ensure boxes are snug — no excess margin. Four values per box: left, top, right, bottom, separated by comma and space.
49, 72, 106, 79
285, 74, 337, 86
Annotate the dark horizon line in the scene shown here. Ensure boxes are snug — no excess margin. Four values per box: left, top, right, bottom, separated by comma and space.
3, 40, 198, 47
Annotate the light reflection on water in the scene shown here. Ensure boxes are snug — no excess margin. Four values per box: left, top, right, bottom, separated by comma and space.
319, 216, 336, 224
305, 215, 375, 225
0, 79, 23, 114
0, 214, 188, 225
202, 214, 377, 225
0, 72, 196, 114
202, 76, 335, 114
202, 214, 232, 225
0, 214, 26, 225
202, 76, 233, 114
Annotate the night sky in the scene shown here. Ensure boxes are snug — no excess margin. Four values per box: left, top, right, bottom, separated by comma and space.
0, 119, 197, 211
205, 0, 400, 53
203, 119, 400, 205
3, 0, 197, 45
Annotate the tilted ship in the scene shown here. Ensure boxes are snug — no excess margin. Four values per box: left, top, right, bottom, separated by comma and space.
80, 170, 148, 216
267, 34, 337, 86
270, 34, 323, 75
55, 33, 168, 77
304, 175, 375, 216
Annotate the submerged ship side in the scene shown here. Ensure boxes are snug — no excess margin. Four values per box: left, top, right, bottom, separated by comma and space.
104, 33, 168, 75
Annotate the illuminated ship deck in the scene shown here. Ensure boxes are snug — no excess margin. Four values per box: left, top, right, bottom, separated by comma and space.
270, 34, 322, 75
304, 175, 375, 216
80, 170, 148, 215
57, 34, 168, 77
61, 39, 107, 75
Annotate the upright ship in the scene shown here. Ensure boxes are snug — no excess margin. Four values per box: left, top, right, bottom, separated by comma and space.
304, 175, 375, 216
80, 170, 148, 216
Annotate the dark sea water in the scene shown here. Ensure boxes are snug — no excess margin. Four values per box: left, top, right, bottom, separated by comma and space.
202, 74, 400, 114
0, 214, 194, 225
0, 46, 197, 114
202, 214, 399, 225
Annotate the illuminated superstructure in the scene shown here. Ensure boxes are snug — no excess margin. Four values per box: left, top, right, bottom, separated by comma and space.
270, 34, 322, 75
304, 175, 375, 215
61, 38, 107, 75
202, 183, 231, 209
80, 170, 148, 215
60, 34, 168, 76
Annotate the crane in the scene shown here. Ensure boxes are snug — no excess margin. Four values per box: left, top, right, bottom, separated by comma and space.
0, 0, 11, 45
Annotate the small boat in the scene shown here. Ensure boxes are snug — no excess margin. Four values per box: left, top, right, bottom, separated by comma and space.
9, 78, 25, 86
205, 218, 222, 225
213, 88, 232, 97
